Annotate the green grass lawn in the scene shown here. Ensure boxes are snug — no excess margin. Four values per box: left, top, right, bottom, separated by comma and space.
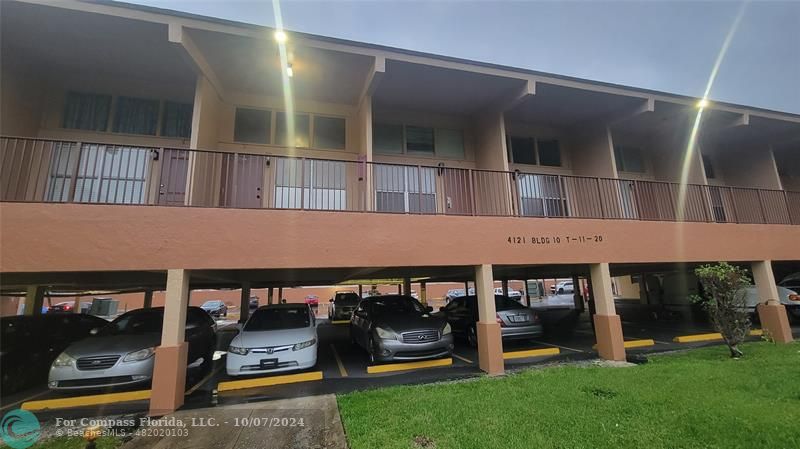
30, 436, 122, 449
337, 342, 800, 449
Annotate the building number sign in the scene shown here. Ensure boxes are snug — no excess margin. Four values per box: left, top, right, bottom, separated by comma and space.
507, 235, 604, 245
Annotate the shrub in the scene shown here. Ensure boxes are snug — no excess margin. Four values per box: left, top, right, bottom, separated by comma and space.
691, 262, 752, 358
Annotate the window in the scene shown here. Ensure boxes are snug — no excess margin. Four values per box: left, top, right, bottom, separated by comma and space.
234, 108, 270, 144
62, 92, 111, 131
373, 123, 404, 154
275, 112, 310, 147
508, 136, 562, 167
405, 126, 434, 154
274, 158, 347, 210
702, 154, 716, 179
435, 128, 464, 159
517, 174, 564, 217
614, 145, 645, 173
537, 140, 561, 166
113, 97, 160, 135
374, 164, 436, 213
313, 116, 346, 149
509, 136, 536, 165
161, 101, 193, 138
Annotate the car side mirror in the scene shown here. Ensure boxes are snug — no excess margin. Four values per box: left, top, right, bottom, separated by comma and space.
438, 306, 445, 312
89, 328, 99, 335
426, 306, 434, 312
329, 299, 333, 302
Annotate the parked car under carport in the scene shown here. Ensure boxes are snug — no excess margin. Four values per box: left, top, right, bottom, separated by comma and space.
436, 295, 543, 346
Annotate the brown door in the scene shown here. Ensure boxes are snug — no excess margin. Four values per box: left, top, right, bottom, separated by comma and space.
442, 168, 473, 215
220, 153, 264, 208
157, 149, 188, 205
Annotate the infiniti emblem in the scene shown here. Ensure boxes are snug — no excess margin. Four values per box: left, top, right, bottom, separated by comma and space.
418, 335, 426, 341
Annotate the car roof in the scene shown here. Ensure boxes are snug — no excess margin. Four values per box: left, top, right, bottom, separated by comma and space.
360, 294, 416, 302
257, 303, 309, 309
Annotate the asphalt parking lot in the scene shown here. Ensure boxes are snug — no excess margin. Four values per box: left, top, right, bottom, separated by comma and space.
4, 302, 798, 420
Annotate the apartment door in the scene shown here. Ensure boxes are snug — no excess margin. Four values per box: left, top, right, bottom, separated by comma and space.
157, 149, 188, 206
220, 153, 264, 208
442, 168, 472, 215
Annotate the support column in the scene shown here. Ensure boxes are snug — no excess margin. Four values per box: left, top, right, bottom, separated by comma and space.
72, 296, 82, 314
403, 278, 412, 297
397, 284, 402, 295
475, 264, 504, 375
143, 290, 154, 309
572, 275, 584, 312
23, 286, 45, 316
752, 261, 793, 343
501, 279, 509, 297
464, 281, 470, 295
268, 288, 274, 305
589, 263, 626, 361
358, 285, 363, 297
150, 269, 190, 416
278, 287, 284, 303
239, 282, 251, 324
420, 282, 427, 305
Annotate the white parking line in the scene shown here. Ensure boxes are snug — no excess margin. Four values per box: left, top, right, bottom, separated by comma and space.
451, 353, 474, 364
529, 340, 585, 353
186, 365, 223, 396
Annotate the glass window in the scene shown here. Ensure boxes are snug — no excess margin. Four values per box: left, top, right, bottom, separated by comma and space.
113, 97, 160, 135
615, 145, 646, 173
373, 123, 404, 154
276, 112, 310, 147
537, 140, 561, 166
435, 128, 464, 159
405, 126, 434, 154
62, 92, 111, 131
510, 136, 536, 165
313, 116, 346, 149
245, 307, 310, 331
702, 154, 716, 179
234, 108, 270, 144
161, 101, 193, 138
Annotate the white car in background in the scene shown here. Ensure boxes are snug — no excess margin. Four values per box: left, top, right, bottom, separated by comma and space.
226, 304, 318, 376
493, 287, 523, 300
743, 285, 800, 320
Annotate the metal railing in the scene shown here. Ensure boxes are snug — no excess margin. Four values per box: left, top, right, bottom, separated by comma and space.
2, 136, 798, 225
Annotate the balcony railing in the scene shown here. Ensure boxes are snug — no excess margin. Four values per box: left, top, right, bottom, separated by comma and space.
2, 136, 798, 225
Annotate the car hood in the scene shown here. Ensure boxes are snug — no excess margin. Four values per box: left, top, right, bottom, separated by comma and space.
373, 313, 445, 332
64, 333, 160, 358
233, 326, 316, 348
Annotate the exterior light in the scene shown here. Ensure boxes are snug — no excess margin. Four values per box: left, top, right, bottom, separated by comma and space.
697, 99, 709, 108
286, 63, 293, 78
274, 30, 287, 43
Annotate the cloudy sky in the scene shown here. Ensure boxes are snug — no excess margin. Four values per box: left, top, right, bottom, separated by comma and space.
131, 0, 800, 113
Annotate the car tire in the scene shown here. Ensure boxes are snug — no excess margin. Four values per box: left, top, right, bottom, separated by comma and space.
467, 325, 478, 347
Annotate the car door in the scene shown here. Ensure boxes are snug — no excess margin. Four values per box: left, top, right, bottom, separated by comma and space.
351, 302, 371, 347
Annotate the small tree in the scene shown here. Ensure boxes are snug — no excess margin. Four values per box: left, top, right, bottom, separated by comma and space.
691, 262, 752, 358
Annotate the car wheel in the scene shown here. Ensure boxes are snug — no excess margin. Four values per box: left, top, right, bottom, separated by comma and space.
467, 325, 478, 347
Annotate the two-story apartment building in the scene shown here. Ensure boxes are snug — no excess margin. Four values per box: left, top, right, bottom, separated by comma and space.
1, 0, 798, 414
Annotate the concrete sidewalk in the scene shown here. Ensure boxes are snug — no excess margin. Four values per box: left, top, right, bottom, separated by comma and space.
122, 394, 347, 449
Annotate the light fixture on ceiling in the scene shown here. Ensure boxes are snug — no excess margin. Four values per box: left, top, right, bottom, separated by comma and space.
274, 30, 287, 43
697, 98, 709, 108
286, 63, 294, 78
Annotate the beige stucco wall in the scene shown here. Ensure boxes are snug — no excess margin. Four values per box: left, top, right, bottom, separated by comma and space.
568, 125, 617, 178
1, 65, 45, 137
710, 143, 783, 190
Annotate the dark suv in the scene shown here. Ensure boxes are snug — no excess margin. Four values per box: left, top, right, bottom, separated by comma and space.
328, 291, 361, 321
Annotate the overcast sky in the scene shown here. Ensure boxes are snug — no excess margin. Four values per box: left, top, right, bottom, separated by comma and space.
131, 0, 800, 114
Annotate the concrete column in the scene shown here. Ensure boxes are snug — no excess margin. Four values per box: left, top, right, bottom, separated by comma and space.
143, 290, 154, 309
358, 285, 363, 297
150, 269, 190, 416
23, 286, 45, 316
572, 275, 584, 312
397, 284, 401, 295
464, 281, 470, 295
239, 283, 251, 324
589, 263, 626, 361
403, 278, 412, 297
501, 279, 509, 297
278, 287, 284, 303
268, 288, 274, 305
475, 264, 504, 375
420, 282, 427, 305
72, 296, 81, 314
752, 260, 793, 343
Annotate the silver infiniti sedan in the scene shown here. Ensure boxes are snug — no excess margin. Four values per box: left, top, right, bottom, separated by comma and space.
48, 307, 216, 390
350, 295, 454, 363
436, 295, 543, 346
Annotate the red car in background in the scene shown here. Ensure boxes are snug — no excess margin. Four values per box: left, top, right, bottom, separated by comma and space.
304, 295, 319, 309
48, 302, 74, 313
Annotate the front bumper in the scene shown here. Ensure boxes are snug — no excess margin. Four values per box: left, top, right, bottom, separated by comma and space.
501, 324, 544, 340
226, 344, 317, 376
374, 334, 454, 362
48, 357, 154, 390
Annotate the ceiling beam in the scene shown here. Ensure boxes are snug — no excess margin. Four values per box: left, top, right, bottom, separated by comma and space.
168, 24, 228, 101
357, 56, 385, 106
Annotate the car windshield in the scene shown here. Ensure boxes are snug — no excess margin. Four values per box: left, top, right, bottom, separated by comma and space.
202, 301, 222, 307
245, 307, 310, 331
334, 293, 360, 305
369, 297, 426, 316
100, 309, 163, 335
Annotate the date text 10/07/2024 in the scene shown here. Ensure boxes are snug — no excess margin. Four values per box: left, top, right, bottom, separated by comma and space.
507, 235, 604, 245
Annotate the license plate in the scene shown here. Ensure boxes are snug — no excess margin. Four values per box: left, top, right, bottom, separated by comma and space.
260, 358, 278, 369
510, 315, 529, 323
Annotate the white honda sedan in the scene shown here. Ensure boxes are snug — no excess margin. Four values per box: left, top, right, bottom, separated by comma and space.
226, 304, 318, 376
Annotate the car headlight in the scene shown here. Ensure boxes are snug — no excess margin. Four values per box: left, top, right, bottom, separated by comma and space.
374, 326, 394, 339
442, 323, 452, 335
52, 352, 75, 367
122, 347, 156, 363
293, 339, 316, 351
228, 346, 250, 355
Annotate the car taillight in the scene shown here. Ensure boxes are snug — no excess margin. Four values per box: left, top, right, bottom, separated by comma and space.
496, 314, 505, 327
789, 294, 800, 302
